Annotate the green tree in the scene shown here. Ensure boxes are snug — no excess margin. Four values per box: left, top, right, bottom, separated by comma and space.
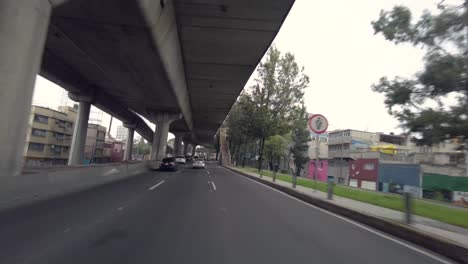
371, 1, 468, 145
264, 134, 288, 170
226, 93, 254, 165
134, 137, 151, 156
289, 107, 310, 187
245, 46, 309, 171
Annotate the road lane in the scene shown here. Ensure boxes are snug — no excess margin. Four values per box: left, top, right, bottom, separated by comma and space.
0, 163, 453, 264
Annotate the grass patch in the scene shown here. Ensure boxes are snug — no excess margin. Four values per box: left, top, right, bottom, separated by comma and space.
237, 166, 468, 228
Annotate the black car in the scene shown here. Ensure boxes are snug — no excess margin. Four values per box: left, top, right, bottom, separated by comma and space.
159, 157, 178, 171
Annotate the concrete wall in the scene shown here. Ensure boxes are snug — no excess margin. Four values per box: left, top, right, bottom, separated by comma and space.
0, 162, 150, 212
349, 158, 379, 190
422, 164, 466, 177
328, 159, 350, 184
378, 163, 421, 197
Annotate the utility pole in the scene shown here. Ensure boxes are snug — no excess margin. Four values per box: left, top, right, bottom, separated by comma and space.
464, 0, 468, 176
107, 116, 113, 138
314, 134, 319, 191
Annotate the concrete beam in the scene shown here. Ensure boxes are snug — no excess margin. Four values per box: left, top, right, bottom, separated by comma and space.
0, 0, 51, 176
138, 1, 193, 131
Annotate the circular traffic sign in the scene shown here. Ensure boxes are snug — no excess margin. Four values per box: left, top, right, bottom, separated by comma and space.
308, 114, 328, 134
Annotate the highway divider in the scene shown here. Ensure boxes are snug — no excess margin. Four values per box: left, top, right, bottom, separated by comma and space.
225, 166, 468, 264
0, 161, 151, 212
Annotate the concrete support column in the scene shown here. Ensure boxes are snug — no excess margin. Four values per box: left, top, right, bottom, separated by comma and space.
151, 113, 181, 163
123, 123, 136, 161
0, 0, 51, 176
183, 141, 189, 157
68, 93, 93, 165
192, 145, 197, 157
173, 133, 183, 156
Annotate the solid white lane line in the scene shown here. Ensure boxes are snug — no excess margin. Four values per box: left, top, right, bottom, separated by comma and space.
211, 181, 217, 191
148, 180, 165, 191
224, 167, 452, 264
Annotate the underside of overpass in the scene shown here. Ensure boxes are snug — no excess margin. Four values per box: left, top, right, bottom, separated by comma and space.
0, 0, 294, 175
41, 0, 294, 145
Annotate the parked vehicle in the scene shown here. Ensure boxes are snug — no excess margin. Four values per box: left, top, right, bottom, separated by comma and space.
192, 159, 205, 169
160, 157, 178, 171
175, 155, 186, 164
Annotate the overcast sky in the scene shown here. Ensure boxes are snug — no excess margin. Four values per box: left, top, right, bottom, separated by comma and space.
32, 0, 457, 138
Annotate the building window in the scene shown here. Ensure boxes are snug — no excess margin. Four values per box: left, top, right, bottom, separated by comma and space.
31, 128, 46, 137
50, 145, 62, 153
56, 120, 67, 127
363, 163, 375, 170
343, 143, 350, 150
29, 142, 45, 152
34, 114, 48, 124
54, 132, 65, 140
97, 131, 106, 140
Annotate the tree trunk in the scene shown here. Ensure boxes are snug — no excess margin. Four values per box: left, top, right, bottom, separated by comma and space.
231, 141, 237, 164
235, 140, 243, 166
269, 151, 273, 171
242, 140, 248, 168
257, 136, 266, 171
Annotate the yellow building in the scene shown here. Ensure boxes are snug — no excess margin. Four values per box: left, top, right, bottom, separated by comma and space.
23, 105, 78, 166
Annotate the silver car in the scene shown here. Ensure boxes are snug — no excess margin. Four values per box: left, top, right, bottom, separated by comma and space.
192, 159, 205, 169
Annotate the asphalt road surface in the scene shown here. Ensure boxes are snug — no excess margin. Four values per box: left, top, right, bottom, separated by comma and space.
0, 162, 453, 264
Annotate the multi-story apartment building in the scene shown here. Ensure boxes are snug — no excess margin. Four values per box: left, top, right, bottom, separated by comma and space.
308, 132, 328, 159
84, 124, 109, 164
327, 129, 409, 184
115, 125, 128, 141
23, 105, 77, 166
327, 129, 381, 159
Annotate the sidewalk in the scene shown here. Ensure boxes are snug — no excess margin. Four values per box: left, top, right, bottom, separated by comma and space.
228, 166, 468, 248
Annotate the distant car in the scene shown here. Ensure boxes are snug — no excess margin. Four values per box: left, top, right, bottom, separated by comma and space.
175, 155, 186, 164
193, 155, 199, 160
192, 158, 205, 169
160, 157, 178, 171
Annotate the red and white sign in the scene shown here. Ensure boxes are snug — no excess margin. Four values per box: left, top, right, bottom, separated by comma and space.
308, 114, 328, 134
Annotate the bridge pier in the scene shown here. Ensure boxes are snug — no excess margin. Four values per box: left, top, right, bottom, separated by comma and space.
183, 141, 189, 157
0, 0, 52, 176
150, 113, 181, 163
68, 93, 93, 165
123, 123, 136, 161
173, 133, 184, 156
192, 145, 197, 157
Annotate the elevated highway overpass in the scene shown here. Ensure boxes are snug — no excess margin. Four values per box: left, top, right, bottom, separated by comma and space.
0, 0, 294, 176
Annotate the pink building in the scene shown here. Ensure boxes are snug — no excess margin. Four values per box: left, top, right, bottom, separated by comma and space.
308, 159, 328, 182
110, 141, 125, 162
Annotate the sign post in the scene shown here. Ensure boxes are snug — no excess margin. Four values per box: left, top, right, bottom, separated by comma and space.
308, 114, 328, 195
